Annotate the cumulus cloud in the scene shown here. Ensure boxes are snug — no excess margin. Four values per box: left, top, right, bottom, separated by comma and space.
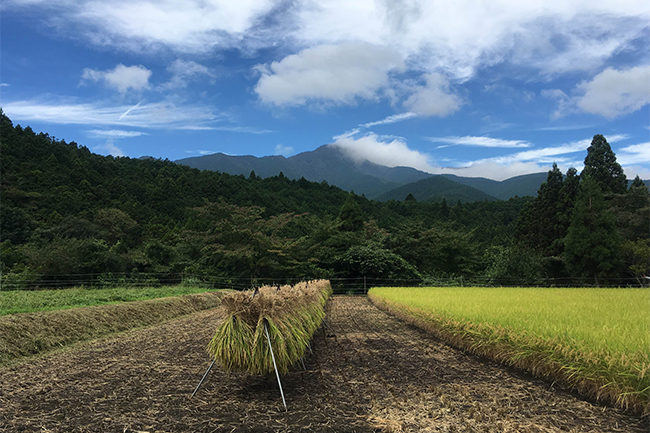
332, 131, 434, 172
4, 1, 649, 81
254, 42, 404, 106
426, 135, 531, 148
94, 140, 125, 157
81, 64, 151, 94
576, 66, 650, 118
403, 73, 462, 117
290, 1, 649, 79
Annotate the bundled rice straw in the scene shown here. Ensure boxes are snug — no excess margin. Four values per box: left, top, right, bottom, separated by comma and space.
207, 280, 332, 375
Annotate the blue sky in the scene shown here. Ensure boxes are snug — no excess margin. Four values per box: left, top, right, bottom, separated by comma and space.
1, 1, 649, 180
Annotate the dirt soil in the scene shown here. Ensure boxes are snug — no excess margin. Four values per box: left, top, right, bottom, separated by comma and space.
0, 296, 646, 433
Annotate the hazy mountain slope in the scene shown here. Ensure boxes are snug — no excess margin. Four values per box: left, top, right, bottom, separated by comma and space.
177, 145, 430, 197
376, 176, 497, 203
441, 173, 548, 199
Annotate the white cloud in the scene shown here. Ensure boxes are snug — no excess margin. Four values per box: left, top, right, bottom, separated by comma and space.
0, 83, 9, 87
290, 1, 650, 79
541, 89, 574, 119
329, 129, 641, 181
178, 125, 272, 134
81, 64, 151, 94
433, 161, 552, 181
360, 112, 416, 128
403, 73, 462, 117
24, 0, 277, 53
431, 134, 633, 180
254, 42, 404, 106
94, 140, 125, 157
274, 144, 294, 156
426, 135, 532, 148
622, 165, 650, 180
617, 142, 650, 166
4, 1, 648, 80
576, 66, 650, 118
332, 132, 434, 172
161, 59, 215, 89
476, 134, 628, 165
3, 99, 228, 129
88, 129, 148, 138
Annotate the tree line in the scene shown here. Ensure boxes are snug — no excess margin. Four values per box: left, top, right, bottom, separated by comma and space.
0, 112, 647, 289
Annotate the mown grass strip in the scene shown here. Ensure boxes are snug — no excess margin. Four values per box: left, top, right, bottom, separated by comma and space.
0, 286, 219, 315
0, 291, 223, 365
208, 280, 331, 375
368, 287, 650, 415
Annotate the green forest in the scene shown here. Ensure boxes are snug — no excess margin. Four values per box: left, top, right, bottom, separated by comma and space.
0, 111, 648, 290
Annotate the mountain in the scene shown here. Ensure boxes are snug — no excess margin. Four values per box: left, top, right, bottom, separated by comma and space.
180, 145, 650, 202
177, 145, 432, 198
440, 173, 548, 200
376, 176, 497, 203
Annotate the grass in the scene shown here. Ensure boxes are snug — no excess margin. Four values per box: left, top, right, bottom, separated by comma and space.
368, 286, 650, 415
208, 280, 332, 375
0, 291, 223, 365
0, 285, 218, 315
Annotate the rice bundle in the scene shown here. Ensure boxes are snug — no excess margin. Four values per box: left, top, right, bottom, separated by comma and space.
207, 280, 332, 375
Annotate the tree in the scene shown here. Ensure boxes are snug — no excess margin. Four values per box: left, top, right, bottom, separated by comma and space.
515, 163, 564, 255
484, 245, 543, 285
440, 198, 449, 218
336, 242, 420, 282
582, 134, 627, 195
629, 175, 646, 190
563, 176, 622, 285
338, 195, 364, 231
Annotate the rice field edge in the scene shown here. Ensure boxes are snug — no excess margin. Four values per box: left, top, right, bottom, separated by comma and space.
367, 291, 649, 416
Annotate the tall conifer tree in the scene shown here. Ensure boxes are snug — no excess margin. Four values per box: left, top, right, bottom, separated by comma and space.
582, 135, 627, 194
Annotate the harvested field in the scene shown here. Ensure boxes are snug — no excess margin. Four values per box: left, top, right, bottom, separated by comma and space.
0, 291, 223, 365
0, 296, 645, 432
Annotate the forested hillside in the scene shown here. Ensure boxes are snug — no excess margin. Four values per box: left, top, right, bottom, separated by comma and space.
1, 112, 647, 288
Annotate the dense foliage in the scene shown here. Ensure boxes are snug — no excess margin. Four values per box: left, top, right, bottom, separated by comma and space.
1, 112, 646, 288
516, 135, 649, 285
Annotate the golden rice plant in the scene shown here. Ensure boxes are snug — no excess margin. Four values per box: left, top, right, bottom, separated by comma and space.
207, 280, 332, 375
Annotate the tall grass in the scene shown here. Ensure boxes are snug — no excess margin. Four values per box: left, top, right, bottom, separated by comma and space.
208, 280, 331, 375
369, 286, 650, 415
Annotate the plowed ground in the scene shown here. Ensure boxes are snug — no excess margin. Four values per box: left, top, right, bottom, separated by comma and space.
1, 297, 645, 432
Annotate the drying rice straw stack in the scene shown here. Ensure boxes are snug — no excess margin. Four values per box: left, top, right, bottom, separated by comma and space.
207, 280, 332, 375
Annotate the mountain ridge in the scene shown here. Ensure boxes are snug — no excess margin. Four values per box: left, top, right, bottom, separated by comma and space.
178, 145, 645, 201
